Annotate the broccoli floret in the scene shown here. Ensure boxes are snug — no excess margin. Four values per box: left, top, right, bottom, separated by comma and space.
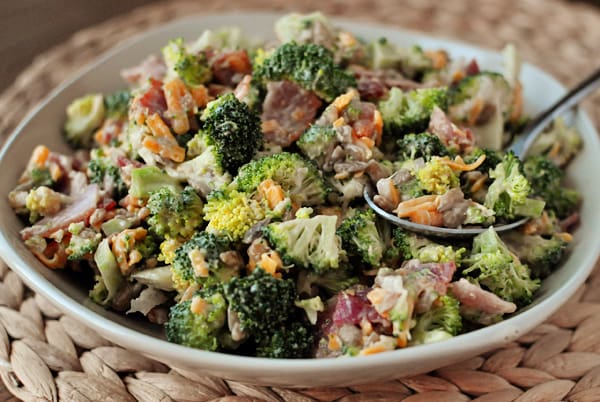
379, 87, 448, 136
64, 94, 105, 149
256, 320, 314, 358
170, 231, 237, 292
129, 166, 182, 198
263, 214, 344, 273
30, 168, 55, 189
297, 124, 338, 168
104, 90, 131, 120
384, 228, 465, 265
337, 209, 383, 267
169, 132, 233, 197
416, 157, 460, 195
189, 27, 249, 52
275, 12, 336, 47
165, 288, 227, 351
528, 117, 582, 167
368, 38, 432, 78
253, 42, 356, 102
523, 156, 580, 219
502, 231, 568, 279
411, 295, 462, 345
464, 148, 503, 175
65, 224, 102, 261
224, 268, 296, 339
464, 202, 496, 226
203, 189, 267, 242
147, 186, 203, 240
25, 186, 66, 222
463, 227, 540, 304
235, 152, 328, 206
297, 269, 359, 296
200, 93, 263, 174
87, 153, 127, 200
484, 152, 545, 220
397, 133, 451, 161
162, 38, 212, 86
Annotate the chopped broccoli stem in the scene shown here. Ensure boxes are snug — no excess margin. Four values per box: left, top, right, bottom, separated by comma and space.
64, 94, 105, 149
129, 166, 182, 198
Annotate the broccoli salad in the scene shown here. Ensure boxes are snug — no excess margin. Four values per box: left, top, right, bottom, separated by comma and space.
8, 12, 582, 358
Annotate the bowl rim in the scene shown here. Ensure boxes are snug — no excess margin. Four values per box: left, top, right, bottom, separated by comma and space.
1, 10, 599, 381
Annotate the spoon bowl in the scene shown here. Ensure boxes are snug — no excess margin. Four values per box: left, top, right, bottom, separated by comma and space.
367, 66, 600, 237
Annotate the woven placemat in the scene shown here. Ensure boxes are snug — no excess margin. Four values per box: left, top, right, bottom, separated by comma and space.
1, 0, 600, 401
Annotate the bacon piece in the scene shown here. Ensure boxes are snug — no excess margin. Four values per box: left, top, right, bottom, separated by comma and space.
449, 278, 517, 315
21, 185, 100, 240
428, 106, 474, 152
121, 55, 166, 85
130, 79, 168, 124
350, 65, 425, 101
261, 81, 322, 147
211, 50, 252, 87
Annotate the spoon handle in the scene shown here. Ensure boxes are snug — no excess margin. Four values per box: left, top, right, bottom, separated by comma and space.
510, 67, 600, 158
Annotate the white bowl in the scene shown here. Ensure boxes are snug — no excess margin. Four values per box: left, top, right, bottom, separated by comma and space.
0, 12, 599, 387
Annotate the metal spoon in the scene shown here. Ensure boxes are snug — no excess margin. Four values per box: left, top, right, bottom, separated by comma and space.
365, 67, 600, 238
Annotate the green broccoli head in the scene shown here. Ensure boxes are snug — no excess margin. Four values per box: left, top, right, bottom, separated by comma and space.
416, 157, 460, 195
235, 152, 328, 206
384, 228, 465, 265
297, 124, 338, 169
397, 133, 451, 161
171, 231, 237, 292
29, 168, 55, 189
501, 231, 568, 279
87, 152, 128, 200
174, 132, 233, 197
64, 94, 105, 149
224, 268, 297, 339
165, 288, 227, 351
528, 117, 582, 167
129, 166, 182, 199
337, 209, 383, 267
203, 189, 267, 242
297, 269, 359, 296
464, 147, 504, 176
368, 38, 432, 78
449, 72, 512, 118
200, 93, 262, 174
263, 214, 344, 273
463, 227, 540, 304
162, 38, 212, 86
411, 295, 462, 345
253, 42, 356, 102
523, 156, 580, 219
147, 186, 203, 240
256, 320, 314, 358
104, 90, 131, 120
379, 87, 448, 136
65, 224, 102, 261
484, 152, 545, 220
383, 227, 414, 266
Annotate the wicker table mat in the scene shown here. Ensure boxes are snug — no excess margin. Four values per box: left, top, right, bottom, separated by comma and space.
1, 0, 600, 401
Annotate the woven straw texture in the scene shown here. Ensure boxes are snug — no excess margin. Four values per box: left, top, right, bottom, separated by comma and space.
0, 0, 599, 400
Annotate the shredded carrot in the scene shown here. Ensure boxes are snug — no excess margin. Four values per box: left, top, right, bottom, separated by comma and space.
189, 84, 210, 108
548, 142, 561, 159
425, 50, 448, 70
396, 201, 438, 219
387, 179, 401, 207
468, 98, 485, 126
556, 232, 573, 243
394, 195, 438, 211
396, 334, 408, 348
328, 334, 342, 351
31, 241, 67, 269
190, 296, 208, 315
359, 136, 375, 149
510, 81, 523, 123
259, 251, 283, 278
360, 344, 388, 356
452, 70, 465, 83
164, 78, 191, 135
30, 145, 49, 167
333, 90, 355, 112
407, 209, 444, 226
442, 154, 486, 171
143, 136, 185, 163
333, 117, 346, 128
258, 179, 285, 209
470, 174, 488, 194
189, 248, 209, 278
373, 110, 383, 146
